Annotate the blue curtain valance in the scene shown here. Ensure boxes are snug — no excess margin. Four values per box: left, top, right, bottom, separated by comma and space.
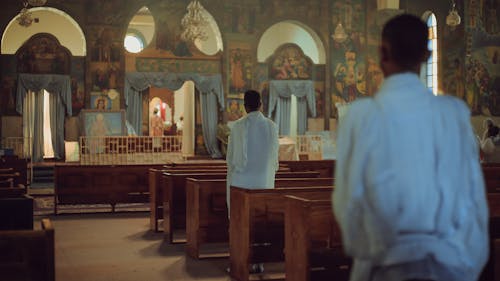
16, 73, 72, 116
268, 80, 316, 135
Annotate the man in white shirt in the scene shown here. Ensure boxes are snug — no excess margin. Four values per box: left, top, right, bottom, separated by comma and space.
226, 90, 279, 273
227, 90, 279, 202
333, 14, 488, 281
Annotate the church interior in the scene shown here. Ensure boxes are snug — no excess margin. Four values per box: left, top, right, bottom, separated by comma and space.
0, 0, 499, 280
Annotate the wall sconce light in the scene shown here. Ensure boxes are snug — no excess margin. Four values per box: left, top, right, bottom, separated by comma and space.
446, 0, 461, 28
332, 22, 348, 43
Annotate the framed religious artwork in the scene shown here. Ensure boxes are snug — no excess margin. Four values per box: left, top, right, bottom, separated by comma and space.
90, 92, 112, 110
228, 45, 253, 97
80, 110, 126, 137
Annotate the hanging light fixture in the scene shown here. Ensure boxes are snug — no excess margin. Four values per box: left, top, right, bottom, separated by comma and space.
17, 0, 47, 27
180, 0, 209, 42
446, 0, 461, 28
332, 22, 348, 43
27, 0, 47, 6
17, 2, 34, 27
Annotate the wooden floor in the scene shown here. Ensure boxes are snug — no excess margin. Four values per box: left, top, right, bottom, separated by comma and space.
37, 213, 231, 281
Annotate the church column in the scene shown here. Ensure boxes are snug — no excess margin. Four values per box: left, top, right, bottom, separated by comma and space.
182, 81, 195, 157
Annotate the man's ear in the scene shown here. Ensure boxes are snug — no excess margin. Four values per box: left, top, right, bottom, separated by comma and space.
379, 44, 390, 63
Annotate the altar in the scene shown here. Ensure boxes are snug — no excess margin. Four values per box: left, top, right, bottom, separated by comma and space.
279, 137, 298, 161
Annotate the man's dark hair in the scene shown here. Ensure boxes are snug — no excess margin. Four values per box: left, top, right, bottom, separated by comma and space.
244, 90, 261, 111
382, 14, 429, 69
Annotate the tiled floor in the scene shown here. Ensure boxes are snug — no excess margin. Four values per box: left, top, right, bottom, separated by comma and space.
38, 213, 231, 281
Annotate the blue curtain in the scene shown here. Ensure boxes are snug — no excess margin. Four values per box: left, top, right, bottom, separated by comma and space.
268, 80, 316, 135
124, 72, 224, 158
33, 93, 44, 162
16, 74, 72, 162
49, 93, 65, 160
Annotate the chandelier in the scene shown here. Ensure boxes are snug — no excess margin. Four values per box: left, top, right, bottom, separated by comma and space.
17, 2, 34, 27
180, 0, 209, 42
17, 0, 47, 27
332, 22, 348, 43
446, 0, 461, 28
27, 0, 47, 6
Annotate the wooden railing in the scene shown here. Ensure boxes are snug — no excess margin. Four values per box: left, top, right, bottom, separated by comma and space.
1, 137, 31, 159
79, 136, 183, 165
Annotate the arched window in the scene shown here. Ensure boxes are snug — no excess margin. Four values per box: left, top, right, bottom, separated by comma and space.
124, 32, 145, 53
425, 13, 438, 95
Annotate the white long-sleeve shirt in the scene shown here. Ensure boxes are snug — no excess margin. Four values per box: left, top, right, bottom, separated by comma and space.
226, 111, 279, 207
333, 73, 489, 281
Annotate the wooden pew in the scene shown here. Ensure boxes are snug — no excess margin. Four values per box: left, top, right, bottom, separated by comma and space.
162, 171, 322, 242
228, 186, 334, 281
0, 194, 33, 230
185, 177, 332, 258
55, 164, 162, 214
0, 156, 28, 188
484, 167, 500, 192
0, 219, 54, 281
149, 168, 228, 232
280, 160, 335, 177
162, 166, 229, 171
162, 170, 227, 240
165, 160, 227, 167
285, 195, 351, 281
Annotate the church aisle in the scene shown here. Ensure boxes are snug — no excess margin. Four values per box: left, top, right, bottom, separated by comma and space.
37, 213, 230, 281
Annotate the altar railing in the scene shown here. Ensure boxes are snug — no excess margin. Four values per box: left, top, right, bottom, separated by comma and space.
1, 137, 31, 158
295, 135, 323, 160
79, 136, 183, 165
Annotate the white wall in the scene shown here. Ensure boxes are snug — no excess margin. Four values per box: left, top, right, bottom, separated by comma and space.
1, 7, 86, 56
257, 21, 325, 64
193, 7, 223, 55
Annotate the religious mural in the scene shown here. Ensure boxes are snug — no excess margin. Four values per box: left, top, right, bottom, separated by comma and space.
269, 44, 312, 80
135, 58, 221, 73
71, 57, 86, 115
255, 63, 269, 116
1, 56, 18, 116
16, 33, 71, 74
154, 18, 192, 57
229, 48, 253, 95
226, 99, 245, 122
89, 27, 121, 63
463, 0, 500, 115
86, 0, 129, 25
0, 76, 17, 116
441, 0, 467, 107
365, 0, 384, 97
330, 0, 367, 113
315, 82, 325, 118
87, 25, 122, 112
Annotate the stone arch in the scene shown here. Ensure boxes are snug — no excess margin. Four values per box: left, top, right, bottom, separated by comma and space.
257, 20, 325, 64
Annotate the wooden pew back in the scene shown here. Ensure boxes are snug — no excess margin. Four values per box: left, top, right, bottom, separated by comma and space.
149, 168, 227, 231
0, 156, 28, 188
159, 170, 323, 238
484, 167, 500, 192
285, 195, 350, 281
229, 186, 333, 281
55, 164, 161, 214
0, 219, 54, 281
280, 160, 335, 178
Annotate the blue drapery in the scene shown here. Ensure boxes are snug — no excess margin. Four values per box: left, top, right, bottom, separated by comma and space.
124, 72, 224, 158
268, 80, 316, 135
16, 74, 72, 162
